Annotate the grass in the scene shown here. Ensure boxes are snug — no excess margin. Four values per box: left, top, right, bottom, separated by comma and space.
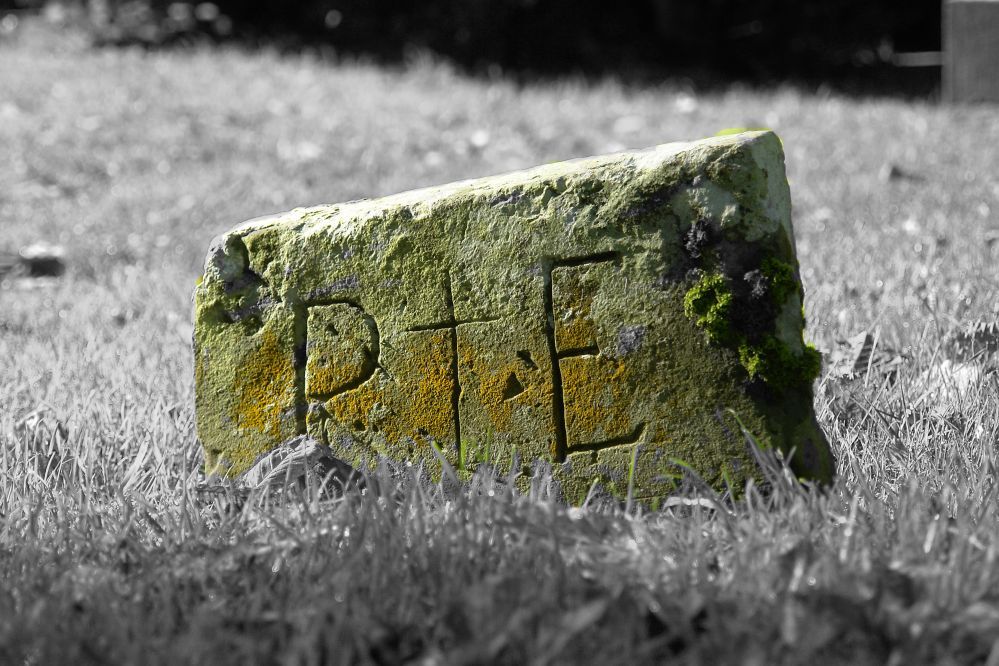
3, 17, 999, 665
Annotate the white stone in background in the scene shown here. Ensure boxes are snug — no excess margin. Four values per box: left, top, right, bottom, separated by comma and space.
918, 359, 991, 404
945, 0, 999, 103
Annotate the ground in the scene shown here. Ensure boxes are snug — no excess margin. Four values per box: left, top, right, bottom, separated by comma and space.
3, 18, 999, 665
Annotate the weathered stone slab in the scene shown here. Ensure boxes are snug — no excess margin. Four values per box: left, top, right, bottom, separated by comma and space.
194, 131, 834, 500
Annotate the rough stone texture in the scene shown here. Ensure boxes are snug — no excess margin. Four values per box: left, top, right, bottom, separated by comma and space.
945, 0, 999, 103
194, 131, 834, 501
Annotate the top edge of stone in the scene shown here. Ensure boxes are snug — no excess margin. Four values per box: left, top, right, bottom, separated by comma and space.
226, 130, 780, 238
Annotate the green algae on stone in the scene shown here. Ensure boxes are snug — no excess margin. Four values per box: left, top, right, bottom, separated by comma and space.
683, 266, 822, 393
194, 130, 835, 500
683, 272, 735, 345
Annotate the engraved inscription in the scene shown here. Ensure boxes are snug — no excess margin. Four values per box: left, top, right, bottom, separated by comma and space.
545, 252, 645, 458
305, 303, 380, 399
297, 259, 642, 461
405, 272, 499, 453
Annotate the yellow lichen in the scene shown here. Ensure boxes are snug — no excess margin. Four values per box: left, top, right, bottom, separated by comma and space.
233, 328, 292, 435
325, 380, 381, 435
553, 270, 598, 350
560, 355, 634, 447
474, 359, 521, 433
323, 329, 456, 462
393, 330, 456, 445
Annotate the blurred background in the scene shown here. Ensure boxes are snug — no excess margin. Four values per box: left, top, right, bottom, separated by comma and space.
1, 0, 943, 93
1, 0, 994, 355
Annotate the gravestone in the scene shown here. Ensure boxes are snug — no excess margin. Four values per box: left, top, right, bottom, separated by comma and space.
944, 0, 999, 103
194, 131, 834, 501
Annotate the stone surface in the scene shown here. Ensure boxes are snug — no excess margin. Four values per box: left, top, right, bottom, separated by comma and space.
194, 130, 834, 501
945, 0, 999, 103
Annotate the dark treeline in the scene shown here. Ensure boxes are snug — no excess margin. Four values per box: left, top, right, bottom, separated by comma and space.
6, 0, 941, 85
